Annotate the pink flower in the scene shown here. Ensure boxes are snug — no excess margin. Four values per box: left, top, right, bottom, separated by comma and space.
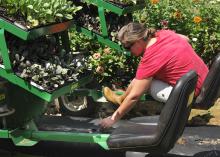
96, 66, 104, 74
160, 20, 168, 27
93, 53, 101, 60
103, 47, 111, 55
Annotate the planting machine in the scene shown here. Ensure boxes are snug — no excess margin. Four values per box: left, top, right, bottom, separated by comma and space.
0, 0, 220, 156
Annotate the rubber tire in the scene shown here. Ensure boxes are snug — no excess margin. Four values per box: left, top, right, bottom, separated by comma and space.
58, 95, 96, 117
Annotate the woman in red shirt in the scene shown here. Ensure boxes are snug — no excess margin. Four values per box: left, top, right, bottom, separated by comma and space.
100, 22, 208, 129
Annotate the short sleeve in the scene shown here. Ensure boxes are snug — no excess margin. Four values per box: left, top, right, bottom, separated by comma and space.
135, 30, 176, 80
135, 53, 165, 79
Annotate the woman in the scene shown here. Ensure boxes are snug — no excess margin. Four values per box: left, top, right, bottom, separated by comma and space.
100, 22, 209, 129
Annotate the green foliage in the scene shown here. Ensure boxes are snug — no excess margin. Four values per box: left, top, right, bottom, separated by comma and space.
133, 0, 220, 65
87, 47, 139, 88
69, 29, 138, 88
84, 0, 138, 5
0, 0, 82, 28
69, 28, 101, 53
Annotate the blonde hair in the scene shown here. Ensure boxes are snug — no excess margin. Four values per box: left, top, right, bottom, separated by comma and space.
118, 22, 156, 44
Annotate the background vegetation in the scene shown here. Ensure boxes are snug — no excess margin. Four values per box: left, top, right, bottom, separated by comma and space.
80, 0, 220, 89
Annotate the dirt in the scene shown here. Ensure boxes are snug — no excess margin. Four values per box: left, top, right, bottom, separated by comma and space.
46, 96, 220, 127
188, 98, 220, 126
0, 7, 27, 29
126, 97, 220, 126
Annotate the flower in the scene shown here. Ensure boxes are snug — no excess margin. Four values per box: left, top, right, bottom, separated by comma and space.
160, 20, 168, 27
150, 0, 159, 4
93, 53, 101, 60
193, 16, 202, 23
192, 38, 198, 42
173, 11, 182, 19
96, 66, 104, 74
103, 47, 111, 54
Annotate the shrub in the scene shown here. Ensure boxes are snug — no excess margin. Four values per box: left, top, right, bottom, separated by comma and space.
133, 0, 220, 65
87, 47, 139, 88
0, 0, 82, 28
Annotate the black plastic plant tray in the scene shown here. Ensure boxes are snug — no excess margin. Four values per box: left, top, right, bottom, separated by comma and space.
0, 16, 75, 40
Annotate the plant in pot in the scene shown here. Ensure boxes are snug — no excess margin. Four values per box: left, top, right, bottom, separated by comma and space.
3, 33, 89, 93
88, 47, 139, 90
0, 0, 82, 29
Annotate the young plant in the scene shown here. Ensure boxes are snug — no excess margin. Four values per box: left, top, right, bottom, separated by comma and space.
0, 0, 82, 28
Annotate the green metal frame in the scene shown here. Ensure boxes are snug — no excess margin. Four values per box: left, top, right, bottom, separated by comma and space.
0, 120, 110, 149
0, 2, 147, 150
0, 67, 93, 102
85, 0, 146, 15
75, 26, 130, 55
0, 19, 93, 102
0, 18, 75, 40
73, 0, 146, 55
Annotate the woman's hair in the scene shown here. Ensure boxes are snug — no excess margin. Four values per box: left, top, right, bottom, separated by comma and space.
118, 22, 156, 45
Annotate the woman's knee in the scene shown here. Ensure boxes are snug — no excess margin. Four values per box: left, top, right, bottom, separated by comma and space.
149, 80, 173, 103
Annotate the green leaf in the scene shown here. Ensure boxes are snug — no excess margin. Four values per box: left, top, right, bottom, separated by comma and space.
27, 5, 33, 9
55, 13, 63, 18
46, 9, 53, 15
43, 3, 50, 7
65, 14, 73, 20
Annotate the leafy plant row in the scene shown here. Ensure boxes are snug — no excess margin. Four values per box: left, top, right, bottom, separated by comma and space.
134, 0, 220, 65
74, 4, 132, 42
0, 33, 89, 92
0, 0, 82, 28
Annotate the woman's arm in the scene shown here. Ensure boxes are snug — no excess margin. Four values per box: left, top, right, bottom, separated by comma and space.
100, 78, 152, 128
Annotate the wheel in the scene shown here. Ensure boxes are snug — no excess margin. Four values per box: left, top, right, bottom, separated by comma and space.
58, 95, 96, 117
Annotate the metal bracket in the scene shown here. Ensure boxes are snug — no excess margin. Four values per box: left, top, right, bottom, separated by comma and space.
0, 29, 13, 72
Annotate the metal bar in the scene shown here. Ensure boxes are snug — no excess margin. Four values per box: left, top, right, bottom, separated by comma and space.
96, 0, 146, 15
0, 129, 9, 138
0, 19, 28, 40
98, 7, 108, 37
60, 30, 71, 53
0, 29, 12, 72
51, 75, 93, 100
0, 68, 93, 102
30, 130, 110, 150
8, 121, 110, 149
97, 0, 123, 15
0, 18, 75, 40
75, 26, 130, 55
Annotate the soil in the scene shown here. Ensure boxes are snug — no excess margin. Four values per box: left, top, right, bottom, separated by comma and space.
106, 0, 132, 8
47, 96, 220, 126
188, 98, 220, 126
0, 7, 27, 29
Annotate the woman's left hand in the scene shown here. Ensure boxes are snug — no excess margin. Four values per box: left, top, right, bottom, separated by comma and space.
100, 116, 116, 129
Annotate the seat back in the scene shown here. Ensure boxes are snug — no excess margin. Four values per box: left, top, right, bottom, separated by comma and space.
194, 53, 220, 109
155, 70, 198, 153
107, 71, 198, 154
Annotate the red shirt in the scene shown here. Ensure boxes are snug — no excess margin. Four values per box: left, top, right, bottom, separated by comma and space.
135, 30, 209, 96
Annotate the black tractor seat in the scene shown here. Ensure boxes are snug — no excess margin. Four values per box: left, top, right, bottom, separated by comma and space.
128, 53, 220, 126
193, 53, 220, 109
107, 70, 198, 154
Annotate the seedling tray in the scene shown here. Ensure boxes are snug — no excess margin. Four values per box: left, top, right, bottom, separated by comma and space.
0, 17, 75, 40
0, 66, 93, 102
76, 26, 130, 55
78, 0, 145, 15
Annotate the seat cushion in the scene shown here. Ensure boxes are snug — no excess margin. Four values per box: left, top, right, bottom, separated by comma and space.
107, 122, 157, 149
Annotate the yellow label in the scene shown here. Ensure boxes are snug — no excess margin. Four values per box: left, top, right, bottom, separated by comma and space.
0, 94, 5, 101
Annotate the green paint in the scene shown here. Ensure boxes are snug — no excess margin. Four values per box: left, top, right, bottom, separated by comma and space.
98, 7, 108, 37
0, 19, 75, 40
